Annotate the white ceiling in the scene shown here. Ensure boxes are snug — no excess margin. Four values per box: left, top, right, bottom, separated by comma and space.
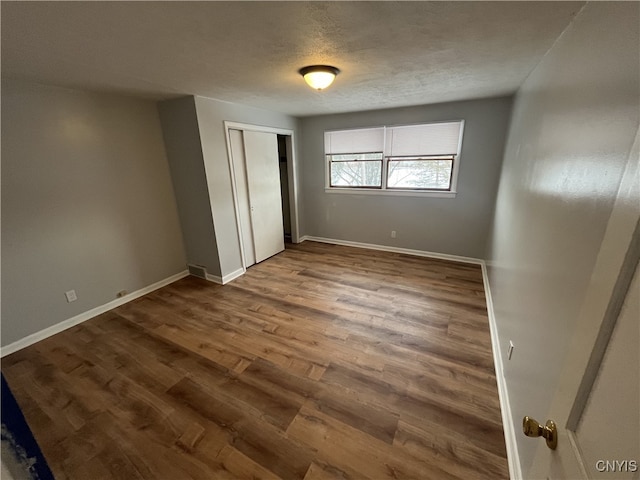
1, 1, 583, 117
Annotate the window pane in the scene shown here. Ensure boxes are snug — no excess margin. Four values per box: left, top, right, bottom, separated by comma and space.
331, 160, 382, 187
387, 159, 453, 190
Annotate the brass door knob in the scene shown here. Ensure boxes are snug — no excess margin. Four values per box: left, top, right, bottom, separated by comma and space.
523, 416, 558, 450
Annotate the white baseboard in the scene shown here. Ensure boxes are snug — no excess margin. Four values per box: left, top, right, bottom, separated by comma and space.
481, 263, 522, 480
206, 273, 223, 284
300, 235, 483, 265
206, 267, 245, 285
222, 268, 245, 284
1, 270, 189, 358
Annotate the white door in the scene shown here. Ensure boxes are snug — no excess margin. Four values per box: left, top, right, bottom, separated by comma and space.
574, 261, 639, 479
242, 130, 285, 264
229, 129, 256, 266
530, 131, 640, 479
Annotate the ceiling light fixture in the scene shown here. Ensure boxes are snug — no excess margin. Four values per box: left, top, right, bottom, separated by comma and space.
299, 65, 340, 91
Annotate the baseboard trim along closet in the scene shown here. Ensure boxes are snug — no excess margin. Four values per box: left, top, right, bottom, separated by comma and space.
206, 267, 245, 285
0, 270, 189, 358
481, 263, 523, 480
299, 235, 483, 265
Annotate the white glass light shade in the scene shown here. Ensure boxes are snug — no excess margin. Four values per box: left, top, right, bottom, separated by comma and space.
303, 71, 336, 90
299, 65, 340, 90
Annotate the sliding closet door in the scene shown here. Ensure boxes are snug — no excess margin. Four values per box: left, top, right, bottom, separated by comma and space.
229, 129, 256, 266
242, 130, 285, 263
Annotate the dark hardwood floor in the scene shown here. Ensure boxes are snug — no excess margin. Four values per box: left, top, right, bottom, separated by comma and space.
2, 241, 509, 479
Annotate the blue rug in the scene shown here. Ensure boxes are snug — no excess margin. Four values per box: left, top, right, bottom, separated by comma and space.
1, 374, 55, 479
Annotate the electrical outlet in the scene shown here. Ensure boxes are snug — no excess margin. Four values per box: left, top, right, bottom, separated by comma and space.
65, 290, 77, 303
391, 230, 397, 238
508, 341, 514, 360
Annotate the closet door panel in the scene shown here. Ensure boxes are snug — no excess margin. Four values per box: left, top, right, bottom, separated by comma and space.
229, 129, 256, 266
243, 131, 284, 263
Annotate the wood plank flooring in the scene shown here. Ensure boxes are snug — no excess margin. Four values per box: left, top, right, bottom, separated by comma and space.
2, 241, 509, 479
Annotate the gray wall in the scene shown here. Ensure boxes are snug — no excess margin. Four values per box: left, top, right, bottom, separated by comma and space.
158, 97, 221, 277
1, 80, 187, 347
193, 96, 298, 277
157, 95, 299, 279
298, 96, 512, 259
486, 2, 639, 475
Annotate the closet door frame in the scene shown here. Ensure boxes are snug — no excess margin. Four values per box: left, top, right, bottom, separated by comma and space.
224, 121, 301, 271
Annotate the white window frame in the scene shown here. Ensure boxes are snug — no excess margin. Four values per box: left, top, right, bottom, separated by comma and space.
324, 120, 464, 198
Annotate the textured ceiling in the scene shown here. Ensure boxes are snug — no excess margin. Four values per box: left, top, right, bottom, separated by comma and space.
1, 1, 583, 116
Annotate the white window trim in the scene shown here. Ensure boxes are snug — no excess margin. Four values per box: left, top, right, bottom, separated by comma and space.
323, 187, 457, 198
324, 120, 464, 197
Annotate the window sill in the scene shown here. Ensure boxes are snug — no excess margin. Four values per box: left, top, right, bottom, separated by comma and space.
324, 188, 457, 198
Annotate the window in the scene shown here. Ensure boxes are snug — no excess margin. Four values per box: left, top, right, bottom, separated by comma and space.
325, 121, 464, 195
329, 153, 383, 188
387, 157, 453, 190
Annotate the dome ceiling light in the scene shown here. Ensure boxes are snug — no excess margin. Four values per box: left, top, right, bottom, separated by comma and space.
299, 65, 340, 91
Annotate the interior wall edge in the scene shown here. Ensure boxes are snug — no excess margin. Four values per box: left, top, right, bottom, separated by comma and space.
157, 96, 222, 277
